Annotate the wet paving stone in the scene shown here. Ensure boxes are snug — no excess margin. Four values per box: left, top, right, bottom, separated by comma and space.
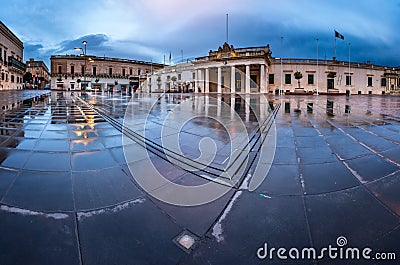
305, 186, 399, 249
0, 148, 32, 169
78, 198, 184, 265
71, 150, 119, 171
0, 210, 79, 265
325, 134, 374, 160
297, 146, 338, 164
2, 170, 74, 211
345, 155, 400, 182
24, 152, 70, 172
182, 192, 311, 265
300, 161, 360, 194
0, 168, 18, 198
256, 164, 302, 196
366, 173, 400, 216
1, 91, 400, 264
72, 167, 143, 211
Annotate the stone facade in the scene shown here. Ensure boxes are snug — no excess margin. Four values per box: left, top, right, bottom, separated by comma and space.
25, 58, 50, 89
0, 21, 25, 90
50, 55, 163, 92
146, 43, 400, 95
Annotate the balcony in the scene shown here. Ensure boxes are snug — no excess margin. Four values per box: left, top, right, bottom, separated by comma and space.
8, 56, 26, 72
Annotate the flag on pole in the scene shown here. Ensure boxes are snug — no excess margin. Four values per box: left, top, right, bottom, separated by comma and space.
335, 30, 344, 40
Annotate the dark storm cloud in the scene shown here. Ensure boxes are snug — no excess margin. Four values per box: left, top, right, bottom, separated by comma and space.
2, 0, 400, 67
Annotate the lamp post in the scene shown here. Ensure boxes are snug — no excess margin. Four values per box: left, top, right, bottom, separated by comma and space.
75, 40, 88, 90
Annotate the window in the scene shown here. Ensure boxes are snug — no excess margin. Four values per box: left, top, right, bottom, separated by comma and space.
11, 75, 14, 83
122, 69, 126, 76
81, 66, 85, 75
58, 66, 62, 74
285, 74, 291, 84
178, 74, 181, 80
193, 73, 196, 79
221, 76, 225, 88
71, 65, 75, 75
249, 75, 257, 88
308, 74, 314, 85
109, 68, 113, 76
129, 68, 133, 75
346, 75, 352, 86
138, 69, 141, 75
4, 50, 6, 63
367, 76, 372, 87
0, 48, 2, 61
1, 73, 4, 80
269, 74, 274, 84
93, 66, 96, 76
381, 78, 386, 87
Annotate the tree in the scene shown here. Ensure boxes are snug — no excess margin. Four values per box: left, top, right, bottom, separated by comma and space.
23, 72, 33, 83
327, 71, 336, 78
171, 76, 177, 89
294, 71, 303, 89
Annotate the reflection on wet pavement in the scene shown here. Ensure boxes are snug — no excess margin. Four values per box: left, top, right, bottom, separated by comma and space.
0, 91, 399, 264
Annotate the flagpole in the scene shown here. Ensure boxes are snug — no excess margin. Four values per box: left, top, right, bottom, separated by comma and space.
226, 14, 229, 43
280, 36, 283, 95
348, 42, 351, 87
334, 33, 336, 60
316, 38, 319, 95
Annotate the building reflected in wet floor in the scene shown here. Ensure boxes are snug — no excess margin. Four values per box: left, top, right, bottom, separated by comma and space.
0, 90, 399, 265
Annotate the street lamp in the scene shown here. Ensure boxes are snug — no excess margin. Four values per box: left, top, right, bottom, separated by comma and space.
75, 40, 88, 90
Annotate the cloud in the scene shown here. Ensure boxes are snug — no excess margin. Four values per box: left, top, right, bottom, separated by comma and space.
3, 0, 400, 67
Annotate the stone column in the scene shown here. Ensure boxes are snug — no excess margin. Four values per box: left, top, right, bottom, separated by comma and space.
194, 70, 198, 93
260, 64, 266, 93
197, 69, 202, 93
217, 67, 222, 94
205, 68, 210, 93
245, 64, 251, 94
231, 65, 236, 93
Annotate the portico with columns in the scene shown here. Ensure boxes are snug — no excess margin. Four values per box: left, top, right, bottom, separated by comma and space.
193, 43, 272, 94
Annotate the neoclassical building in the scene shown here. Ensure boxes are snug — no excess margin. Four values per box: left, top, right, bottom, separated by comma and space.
146, 42, 400, 95
0, 21, 25, 90
50, 55, 163, 92
25, 58, 50, 89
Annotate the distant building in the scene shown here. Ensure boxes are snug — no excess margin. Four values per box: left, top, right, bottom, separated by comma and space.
50, 55, 163, 92
25, 58, 50, 89
0, 21, 25, 90
146, 42, 400, 95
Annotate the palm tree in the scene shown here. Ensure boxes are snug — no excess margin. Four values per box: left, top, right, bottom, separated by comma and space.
294, 71, 303, 89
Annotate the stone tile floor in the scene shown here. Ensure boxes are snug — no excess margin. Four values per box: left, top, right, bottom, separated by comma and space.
0, 90, 399, 264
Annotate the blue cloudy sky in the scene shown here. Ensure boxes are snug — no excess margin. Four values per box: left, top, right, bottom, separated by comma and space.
1, 0, 399, 67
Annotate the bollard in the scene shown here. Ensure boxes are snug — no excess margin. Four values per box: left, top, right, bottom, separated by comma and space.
307, 103, 313, 113
285, 102, 290, 113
